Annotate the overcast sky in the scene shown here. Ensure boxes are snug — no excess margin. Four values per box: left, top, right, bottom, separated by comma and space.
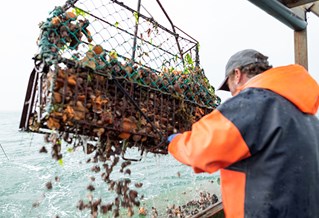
1, 0, 319, 112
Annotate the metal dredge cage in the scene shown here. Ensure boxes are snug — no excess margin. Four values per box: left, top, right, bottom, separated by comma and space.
19, 0, 220, 158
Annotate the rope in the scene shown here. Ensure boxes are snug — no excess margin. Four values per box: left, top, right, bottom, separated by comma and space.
0, 144, 9, 160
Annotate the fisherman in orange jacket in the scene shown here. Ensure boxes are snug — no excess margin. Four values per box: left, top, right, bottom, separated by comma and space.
168, 49, 319, 218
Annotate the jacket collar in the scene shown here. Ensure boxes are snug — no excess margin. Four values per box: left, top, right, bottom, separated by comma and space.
236, 64, 319, 115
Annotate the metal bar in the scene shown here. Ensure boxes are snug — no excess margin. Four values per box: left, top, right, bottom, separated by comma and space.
308, 2, 319, 17
247, 0, 308, 31
132, 0, 142, 61
155, 0, 184, 64
62, 0, 79, 11
111, 0, 195, 44
173, 25, 200, 66
279, 0, 319, 8
174, 25, 198, 43
111, 74, 164, 142
195, 43, 200, 67
293, 2, 319, 17
77, 8, 181, 66
19, 68, 39, 130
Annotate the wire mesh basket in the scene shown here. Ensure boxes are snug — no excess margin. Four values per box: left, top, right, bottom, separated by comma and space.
20, 0, 220, 158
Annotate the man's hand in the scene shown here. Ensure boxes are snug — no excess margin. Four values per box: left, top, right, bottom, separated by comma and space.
167, 133, 181, 143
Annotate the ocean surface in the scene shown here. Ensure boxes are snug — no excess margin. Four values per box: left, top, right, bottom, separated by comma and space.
0, 111, 220, 218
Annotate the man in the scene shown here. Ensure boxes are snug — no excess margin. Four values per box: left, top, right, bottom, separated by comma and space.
168, 49, 319, 217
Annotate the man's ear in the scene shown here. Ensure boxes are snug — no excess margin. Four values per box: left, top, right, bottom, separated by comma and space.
233, 69, 242, 85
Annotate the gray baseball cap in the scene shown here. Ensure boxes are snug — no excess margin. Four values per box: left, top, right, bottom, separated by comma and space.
218, 49, 268, 91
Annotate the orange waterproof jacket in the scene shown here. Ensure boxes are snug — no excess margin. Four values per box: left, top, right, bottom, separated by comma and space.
168, 65, 319, 218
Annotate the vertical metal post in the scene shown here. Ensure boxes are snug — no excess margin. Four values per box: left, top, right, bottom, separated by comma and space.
195, 43, 200, 67
294, 29, 308, 69
132, 0, 142, 61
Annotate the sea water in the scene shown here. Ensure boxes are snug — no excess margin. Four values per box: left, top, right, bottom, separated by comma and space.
0, 111, 220, 218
